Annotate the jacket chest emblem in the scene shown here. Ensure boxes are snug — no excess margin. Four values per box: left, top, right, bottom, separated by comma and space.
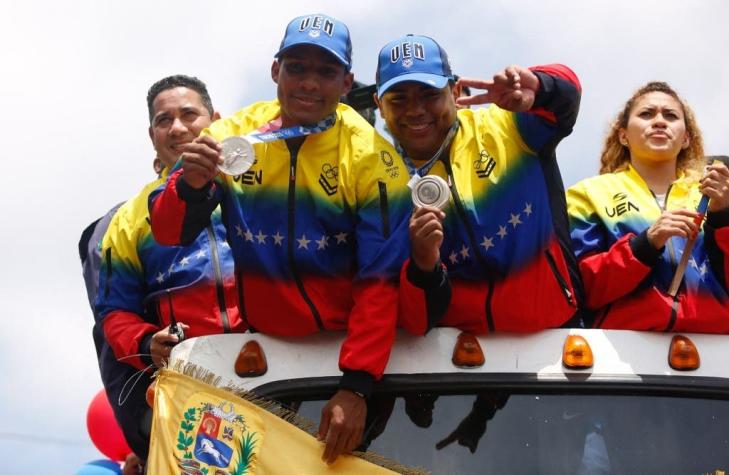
319, 163, 339, 196
381, 150, 400, 179
474, 150, 496, 178
604, 192, 640, 218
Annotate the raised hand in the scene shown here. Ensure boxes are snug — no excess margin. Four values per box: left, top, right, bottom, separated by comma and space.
410, 205, 446, 271
455, 65, 539, 112
700, 161, 729, 213
179, 135, 223, 189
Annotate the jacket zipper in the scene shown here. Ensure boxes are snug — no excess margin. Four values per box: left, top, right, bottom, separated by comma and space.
206, 226, 230, 332
442, 159, 496, 332
544, 249, 575, 306
378, 181, 390, 238
287, 145, 325, 330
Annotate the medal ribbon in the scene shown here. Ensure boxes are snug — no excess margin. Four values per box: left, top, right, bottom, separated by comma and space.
244, 114, 337, 144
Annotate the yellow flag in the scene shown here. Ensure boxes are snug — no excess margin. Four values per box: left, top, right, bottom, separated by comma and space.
147, 368, 405, 474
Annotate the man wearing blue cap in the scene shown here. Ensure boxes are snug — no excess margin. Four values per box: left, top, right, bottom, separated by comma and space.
374, 34, 585, 336
149, 15, 409, 463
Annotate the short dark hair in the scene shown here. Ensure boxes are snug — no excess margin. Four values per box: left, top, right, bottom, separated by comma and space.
146, 75, 214, 123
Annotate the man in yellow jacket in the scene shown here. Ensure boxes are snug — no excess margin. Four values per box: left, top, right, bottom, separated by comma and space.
149, 14, 410, 464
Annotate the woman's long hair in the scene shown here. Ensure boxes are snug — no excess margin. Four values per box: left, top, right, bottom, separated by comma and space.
599, 82, 704, 177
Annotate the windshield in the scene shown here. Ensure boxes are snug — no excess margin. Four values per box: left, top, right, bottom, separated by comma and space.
296, 392, 729, 474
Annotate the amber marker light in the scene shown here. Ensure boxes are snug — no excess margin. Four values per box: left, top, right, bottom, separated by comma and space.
668, 335, 700, 371
452, 332, 485, 368
562, 334, 594, 369
234, 340, 268, 377
146, 380, 156, 408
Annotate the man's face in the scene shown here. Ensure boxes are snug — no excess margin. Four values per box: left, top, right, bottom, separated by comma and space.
148, 87, 217, 169
376, 82, 457, 161
272, 45, 353, 127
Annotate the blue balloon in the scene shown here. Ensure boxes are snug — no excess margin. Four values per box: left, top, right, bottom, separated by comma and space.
75, 459, 122, 475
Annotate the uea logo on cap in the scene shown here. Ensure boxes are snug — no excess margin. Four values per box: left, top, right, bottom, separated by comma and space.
390, 41, 425, 66
298, 15, 335, 38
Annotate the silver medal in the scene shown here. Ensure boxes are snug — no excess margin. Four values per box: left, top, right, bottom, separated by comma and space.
219, 136, 255, 176
412, 175, 450, 210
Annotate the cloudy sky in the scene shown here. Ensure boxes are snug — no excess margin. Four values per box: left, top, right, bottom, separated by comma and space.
1, 0, 727, 472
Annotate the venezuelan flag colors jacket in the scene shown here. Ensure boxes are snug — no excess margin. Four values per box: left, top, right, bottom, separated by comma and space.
96, 169, 243, 371
149, 102, 411, 396
399, 65, 584, 335
568, 165, 729, 332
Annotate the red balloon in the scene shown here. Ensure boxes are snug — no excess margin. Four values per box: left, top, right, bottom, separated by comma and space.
86, 389, 132, 462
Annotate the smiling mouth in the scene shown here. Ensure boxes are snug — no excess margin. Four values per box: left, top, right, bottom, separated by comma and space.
292, 95, 322, 105
170, 142, 189, 152
404, 123, 432, 132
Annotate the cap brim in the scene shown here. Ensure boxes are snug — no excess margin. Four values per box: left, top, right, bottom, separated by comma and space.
377, 73, 450, 97
275, 43, 351, 70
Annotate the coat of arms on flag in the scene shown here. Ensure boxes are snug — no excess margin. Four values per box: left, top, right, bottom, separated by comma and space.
175, 400, 257, 473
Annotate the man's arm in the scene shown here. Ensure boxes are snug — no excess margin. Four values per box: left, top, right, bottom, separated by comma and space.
457, 64, 582, 153
148, 136, 224, 246
316, 137, 408, 463
398, 206, 451, 335
95, 209, 161, 370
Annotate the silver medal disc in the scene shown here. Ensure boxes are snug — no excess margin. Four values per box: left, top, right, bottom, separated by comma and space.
219, 136, 255, 176
412, 175, 450, 210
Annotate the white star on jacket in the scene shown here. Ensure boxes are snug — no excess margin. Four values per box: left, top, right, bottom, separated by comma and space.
480, 236, 494, 252
459, 244, 470, 260
334, 232, 348, 244
256, 230, 267, 244
272, 231, 284, 246
316, 235, 329, 250
449, 250, 459, 264
297, 234, 311, 250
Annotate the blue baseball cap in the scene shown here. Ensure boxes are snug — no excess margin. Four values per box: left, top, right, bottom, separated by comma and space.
376, 34, 453, 96
275, 14, 352, 71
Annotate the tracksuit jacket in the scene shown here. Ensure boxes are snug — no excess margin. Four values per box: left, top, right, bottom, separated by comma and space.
399, 64, 585, 335
148, 102, 411, 396
96, 168, 244, 372
567, 165, 729, 332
